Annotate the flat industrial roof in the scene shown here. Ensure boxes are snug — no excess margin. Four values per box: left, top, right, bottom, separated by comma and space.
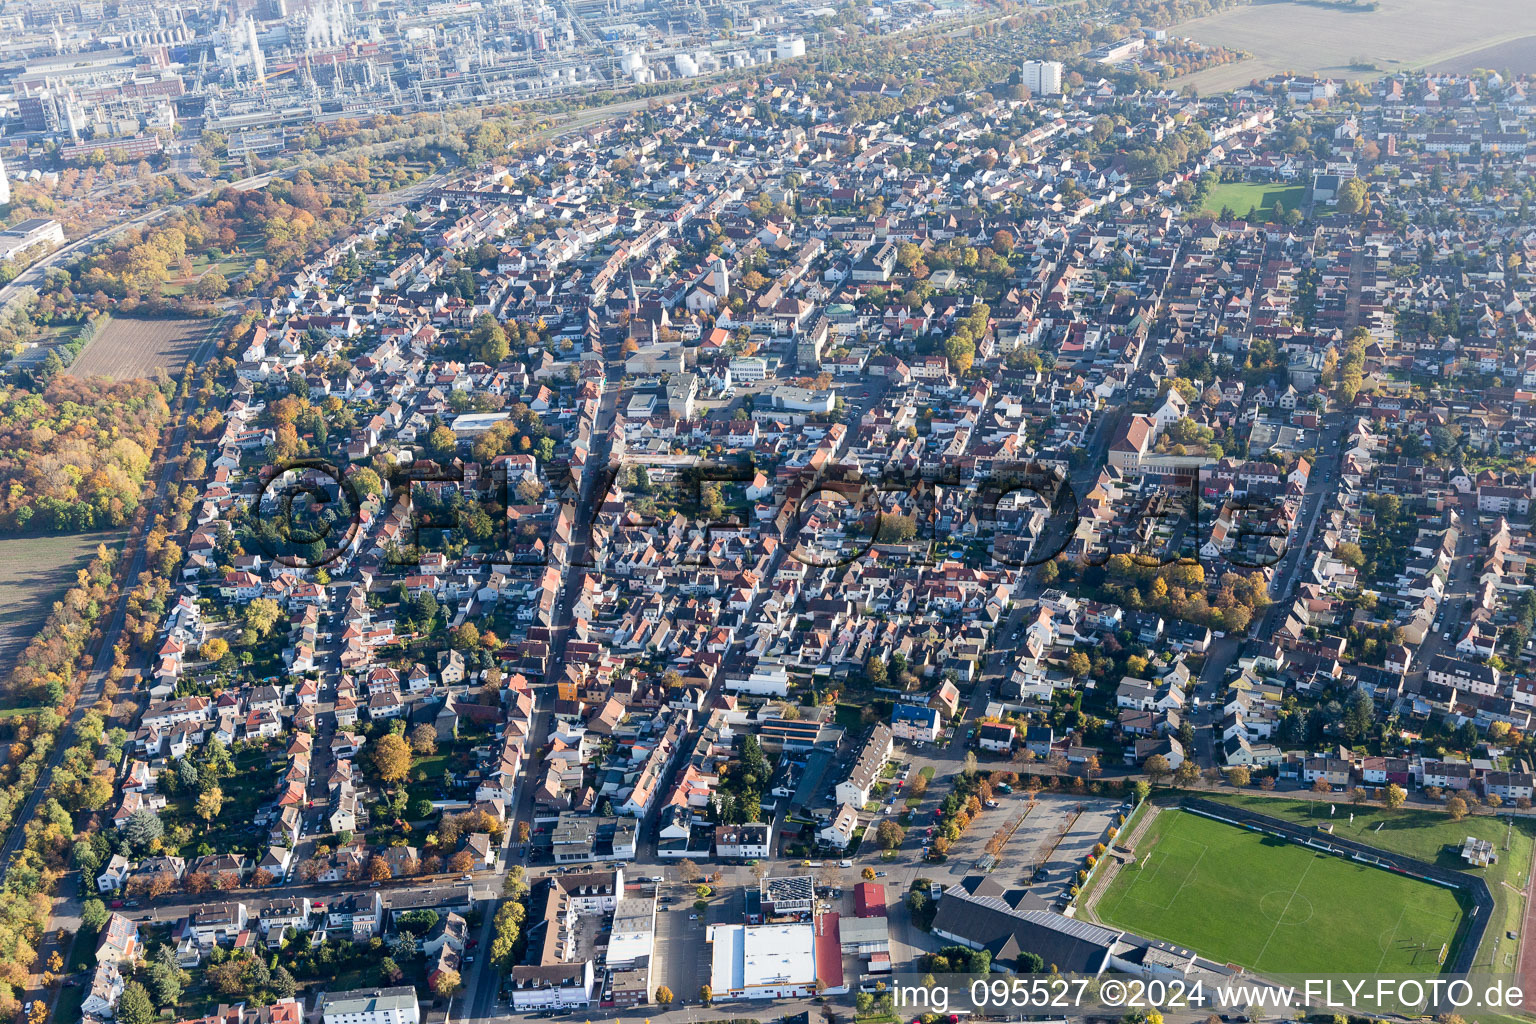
606, 897, 656, 968
710, 922, 817, 992
709, 924, 746, 993
744, 922, 815, 987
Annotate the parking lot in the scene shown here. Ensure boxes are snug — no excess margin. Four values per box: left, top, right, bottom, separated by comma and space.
649, 883, 721, 1002
1006, 794, 1124, 909
931, 799, 1016, 874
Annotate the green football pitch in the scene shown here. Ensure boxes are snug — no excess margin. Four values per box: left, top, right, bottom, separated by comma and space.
1096, 809, 1465, 975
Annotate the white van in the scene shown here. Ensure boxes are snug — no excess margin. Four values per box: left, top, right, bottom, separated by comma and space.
838, 859, 853, 868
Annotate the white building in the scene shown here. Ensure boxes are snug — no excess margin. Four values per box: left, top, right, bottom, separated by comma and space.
0, 218, 64, 260
724, 659, 789, 696
1020, 60, 1063, 96
768, 384, 835, 414
319, 987, 421, 1024
625, 342, 686, 375
775, 36, 805, 59
716, 823, 771, 859
730, 356, 768, 382
448, 411, 510, 436
82, 962, 124, 1019
708, 923, 817, 999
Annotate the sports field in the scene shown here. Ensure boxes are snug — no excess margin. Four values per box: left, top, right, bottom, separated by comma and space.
1200, 183, 1306, 220
1097, 810, 1464, 975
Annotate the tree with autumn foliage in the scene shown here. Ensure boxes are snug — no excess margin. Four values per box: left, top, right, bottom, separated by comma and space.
369, 732, 413, 784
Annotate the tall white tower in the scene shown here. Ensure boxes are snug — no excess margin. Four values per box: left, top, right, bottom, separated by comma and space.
0, 155, 10, 207
245, 17, 267, 83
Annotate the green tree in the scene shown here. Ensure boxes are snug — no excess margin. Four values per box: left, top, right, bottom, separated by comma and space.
148, 946, 185, 1007
124, 808, 164, 851
243, 597, 282, 638
270, 966, 297, 999
1335, 542, 1365, 568
428, 424, 459, 461
470, 314, 511, 364
1337, 177, 1370, 216
73, 840, 102, 877
80, 898, 109, 934
118, 982, 155, 1024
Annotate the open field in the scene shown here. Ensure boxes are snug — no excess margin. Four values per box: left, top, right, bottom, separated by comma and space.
1436, 35, 1536, 74
1097, 809, 1465, 975
0, 532, 112, 676
67, 316, 214, 380
1172, 0, 1536, 94
1200, 182, 1306, 219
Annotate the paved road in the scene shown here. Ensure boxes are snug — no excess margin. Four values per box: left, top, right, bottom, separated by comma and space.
1182, 413, 1346, 768
1405, 491, 1481, 680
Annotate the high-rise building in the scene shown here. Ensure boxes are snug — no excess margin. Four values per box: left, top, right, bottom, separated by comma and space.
1020, 59, 1063, 96
0, 155, 10, 207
